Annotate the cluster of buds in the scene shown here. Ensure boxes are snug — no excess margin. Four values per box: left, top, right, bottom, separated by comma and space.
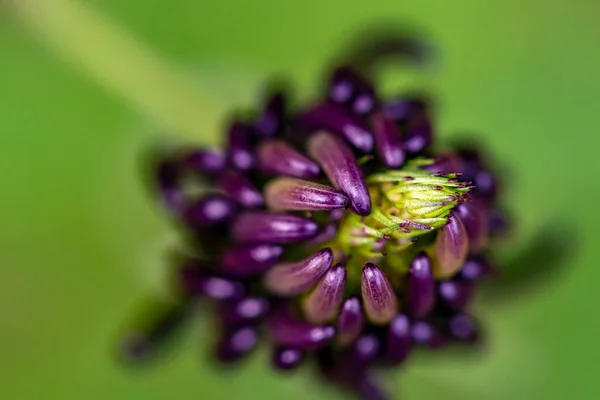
120, 62, 506, 399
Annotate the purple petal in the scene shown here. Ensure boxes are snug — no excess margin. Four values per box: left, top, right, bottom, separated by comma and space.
404, 115, 433, 154
423, 152, 463, 175
459, 255, 495, 281
328, 67, 359, 104
178, 266, 245, 300
217, 170, 264, 209
456, 203, 489, 251
303, 264, 347, 323
218, 297, 271, 326
216, 326, 259, 363
265, 177, 349, 211
406, 253, 435, 319
304, 224, 338, 248
474, 170, 498, 201
336, 297, 364, 346
488, 209, 509, 236
352, 85, 377, 116
226, 122, 255, 171
447, 314, 479, 343
232, 211, 319, 244
255, 92, 285, 137
301, 103, 373, 152
383, 314, 412, 365
411, 320, 445, 348
264, 249, 333, 295
354, 334, 381, 360
268, 310, 335, 350
257, 140, 320, 179
383, 97, 428, 121
438, 280, 474, 312
272, 347, 305, 371
307, 132, 371, 215
361, 263, 398, 325
181, 148, 226, 175
433, 215, 469, 279
156, 158, 185, 214
183, 194, 237, 228
219, 244, 283, 277
370, 110, 405, 168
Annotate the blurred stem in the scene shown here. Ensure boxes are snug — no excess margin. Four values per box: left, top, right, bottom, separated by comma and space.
7, 0, 225, 142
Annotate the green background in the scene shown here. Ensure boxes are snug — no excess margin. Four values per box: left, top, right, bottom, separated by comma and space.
1, 1, 599, 399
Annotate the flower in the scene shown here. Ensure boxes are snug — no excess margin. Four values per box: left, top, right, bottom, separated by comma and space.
120, 63, 507, 399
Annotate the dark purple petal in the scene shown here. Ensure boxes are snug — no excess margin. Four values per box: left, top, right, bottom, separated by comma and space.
257, 140, 320, 179
336, 296, 364, 346
328, 67, 359, 104
370, 110, 405, 168
219, 244, 283, 277
383, 97, 428, 121
433, 215, 469, 279
354, 334, 381, 360
156, 158, 185, 213
411, 320, 445, 348
183, 194, 237, 228
181, 148, 226, 175
423, 152, 463, 175
488, 209, 509, 236
303, 264, 347, 323
232, 211, 319, 244
218, 297, 270, 326
447, 314, 479, 343
268, 311, 335, 350
352, 85, 376, 116
265, 177, 349, 211
406, 253, 435, 319
216, 326, 259, 363
383, 314, 412, 365
226, 122, 255, 171
255, 92, 285, 137
459, 255, 495, 281
438, 280, 474, 312
264, 249, 333, 295
404, 115, 433, 154
456, 203, 489, 251
360, 377, 389, 400
456, 147, 482, 182
272, 347, 305, 371
178, 265, 245, 300
304, 224, 338, 248
217, 170, 264, 209
473, 170, 498, 200
301, 103, 373, 152
307, 132, 371, 216
361, 263, 398, 324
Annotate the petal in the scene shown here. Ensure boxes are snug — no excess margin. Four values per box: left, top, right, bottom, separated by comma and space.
156, 158, 185, 214
459, 255, 495, 281
432, 215, 469, 279
183, 194, 237, 228
304, 224, 338, 248
406, 253, 435, 318
218, 297, 271, 326
178, 266, 245, 300
181, 148, 226, 175
307, 132, 371, 215
447, 314, 479, 343
456, 203, 489, 251
232, 211, 319, 243
226, 122, 255, 171
370, 110, 405, 168
272, 347, 305, 371
268, 310, 335, 350
265, 177, 349, 211
257, 139, 320, 179
383, 314, 412, 365
336, 296, 364, 346
328, 67, 359, 104
255, 92, 285, 137
303, 264, 347, 323
301, 103, 373, 152
361, 263, 398, 325
411, 320, 445, 348
219, 244, 283, 277
216, 326, 259, 363
264, 249, 333, 295
217, 170, 264, 209
404, 115, 433, 154
438, 279, 474, 312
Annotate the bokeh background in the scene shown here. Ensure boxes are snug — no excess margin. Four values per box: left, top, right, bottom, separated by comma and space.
1, 1, 599, 399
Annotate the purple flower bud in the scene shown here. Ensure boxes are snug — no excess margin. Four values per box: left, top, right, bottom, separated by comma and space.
264, 249, 333, 296
301, 103, 373, 152
219, 244, 283, 277
383, 97, 428, 121
352, 86, 377, 116
459, 255, 495, 281
272, 347, 305, 371
354, 334, 381, 361
304, 224, 338, 248
265, 177, 349, 211
257, 140, 320, 179
307, 132, 372, 216
328, 67, 359, 104
216, 326, 259, 363
488, 209, 509, 236
255, 92, 285, 137
406, 253, 435, 319
404, 115, 433, 154
447, 314, 479, 343
473, 170, 498, 200
423, 152, 463, 175
456, 203, 488, 251
226, 122, 255, 171
232, 211, 319, 244
156, 158, 185, 213
218, 297, 270, 326
411, 320, 445, 348
181, 148, 226, 175
303, 264, 347, 323
217, 170, 264, 209
268, 311, 335, 350
336, 297, 364, 346
383, 314, 412, 365
178, 265, 245, 300
438, 280, 473, 312
433, 215, 469, 279
370, 110, 405, 168
361, 263, 398, 325
183, 194, 237, 228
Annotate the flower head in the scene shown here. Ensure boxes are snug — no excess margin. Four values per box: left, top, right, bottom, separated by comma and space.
120, 58, 507, 399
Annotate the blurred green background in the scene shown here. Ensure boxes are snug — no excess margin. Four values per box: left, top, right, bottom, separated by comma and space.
1, 1, 599, 399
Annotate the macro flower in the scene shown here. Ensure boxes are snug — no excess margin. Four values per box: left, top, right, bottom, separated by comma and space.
120, 56, 507, 399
